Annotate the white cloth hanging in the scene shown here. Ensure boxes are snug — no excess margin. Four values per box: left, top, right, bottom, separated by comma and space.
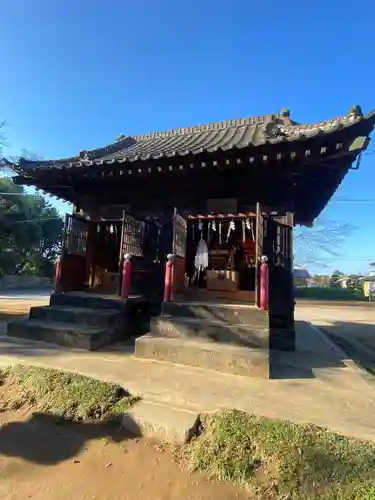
194, 238, 209, 270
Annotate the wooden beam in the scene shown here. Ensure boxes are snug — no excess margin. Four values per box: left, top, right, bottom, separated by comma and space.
349, 136, 370, 152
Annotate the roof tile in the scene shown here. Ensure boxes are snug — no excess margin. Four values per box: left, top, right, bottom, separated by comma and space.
11, 107, 375, 172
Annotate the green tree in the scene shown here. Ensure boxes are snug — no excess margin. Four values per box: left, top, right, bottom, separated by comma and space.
330, 270, 343, 288
0, 179, 63, 277
346, 274, 363, 292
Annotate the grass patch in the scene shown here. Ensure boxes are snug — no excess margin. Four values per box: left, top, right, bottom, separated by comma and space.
1, 365, 140, 421
184, 409, 375, 500
295, 287, 365, 301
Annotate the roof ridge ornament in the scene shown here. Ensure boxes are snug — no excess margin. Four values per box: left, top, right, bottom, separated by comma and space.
116, 135, 129, 142
347, 105, 363, 119
78, 150, 92, 161
264, 120, 286, 139
280, 108, 291, 118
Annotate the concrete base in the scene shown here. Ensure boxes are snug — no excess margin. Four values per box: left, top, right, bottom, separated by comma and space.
151, 315, 269, 348
162, 301, 268, 325
122, 401, 200, 443
135, 334, 270, 377
134, 300, 270, 377
135, 300, 299, 378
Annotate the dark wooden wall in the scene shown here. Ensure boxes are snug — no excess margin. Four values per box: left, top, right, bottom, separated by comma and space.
74, 167, 295, 220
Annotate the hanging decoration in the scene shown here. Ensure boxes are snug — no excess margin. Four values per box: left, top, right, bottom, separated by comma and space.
249, 219, 255, 240
194, 238, 209, 271
242, 220, 246, 242
192, 222, 195, 241
207, 221, 211, 242
227, 219, 235, 242
219, 220, 222, 244
211, 220, 217, 232
198, 220, 203, 238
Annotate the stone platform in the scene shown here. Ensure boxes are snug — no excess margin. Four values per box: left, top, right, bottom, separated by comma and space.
7, 292, 149, 350
135, 300, 272, 377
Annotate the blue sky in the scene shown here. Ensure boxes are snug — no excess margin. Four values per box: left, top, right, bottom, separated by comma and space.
1, 0, 374, 275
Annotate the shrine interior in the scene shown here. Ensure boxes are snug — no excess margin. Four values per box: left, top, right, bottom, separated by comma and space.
185, 215, 257, 297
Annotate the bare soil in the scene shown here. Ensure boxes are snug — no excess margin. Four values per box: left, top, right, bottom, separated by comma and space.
0, 298, 48, 324
0, 380, 250, 500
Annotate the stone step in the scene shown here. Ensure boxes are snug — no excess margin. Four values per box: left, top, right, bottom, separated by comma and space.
162, 301, 268, 327
122, 400, 200, 443
151, 315, 268, 349
30, 305, 124, 329
50, 292, 145, 311
7, 319, 114, 351
135, 334, 269, 378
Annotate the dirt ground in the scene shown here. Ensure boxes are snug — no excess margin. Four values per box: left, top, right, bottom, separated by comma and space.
0, 381, 249, 500
296, 301, 375, 349
0, 298, 48, 324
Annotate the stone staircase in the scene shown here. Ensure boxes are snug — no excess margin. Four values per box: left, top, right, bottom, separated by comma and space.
7, 292, 149, 351
135, 301, 271, 377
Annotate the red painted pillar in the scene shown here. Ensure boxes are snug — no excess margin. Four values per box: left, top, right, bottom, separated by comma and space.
54, 255, 63, 293
259, 255, 269, 310
164, 254, 175, 302
121, 253, 132, 299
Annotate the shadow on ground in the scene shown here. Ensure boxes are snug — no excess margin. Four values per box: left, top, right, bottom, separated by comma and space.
268, 320, 348, 379
0, 336, 75, 358
314, 321, 375, 378
0, 412, 141, 465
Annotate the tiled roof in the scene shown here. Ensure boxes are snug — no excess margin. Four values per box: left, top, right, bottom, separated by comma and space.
11, 105, 375, 172
293, 268, 311, 279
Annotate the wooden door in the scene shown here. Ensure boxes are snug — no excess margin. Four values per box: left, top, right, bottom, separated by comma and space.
172, 209, 188, 296
119, 211, 145, 259
118, 211, 146, 296
60, 214, 90, 291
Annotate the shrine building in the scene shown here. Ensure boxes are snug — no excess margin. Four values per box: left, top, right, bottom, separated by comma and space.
5, 105, 375, 377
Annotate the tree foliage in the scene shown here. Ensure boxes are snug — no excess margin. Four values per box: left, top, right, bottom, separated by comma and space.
330, 269, 344, 287
346, 274, 363, 292
0, 179, 63, 277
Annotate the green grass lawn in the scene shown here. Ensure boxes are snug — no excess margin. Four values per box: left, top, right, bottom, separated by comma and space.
1, 365, 139, 421
184, 409, 375, 500
295, 287, 366, 301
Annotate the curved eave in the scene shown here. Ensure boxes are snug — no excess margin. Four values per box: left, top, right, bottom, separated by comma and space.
13, 106, 375, 176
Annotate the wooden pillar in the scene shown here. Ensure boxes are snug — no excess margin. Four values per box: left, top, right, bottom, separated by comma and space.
54, 254, 63, 293
268, 210, 296, 351
164, 253, 175, 302
259, 256, 269, 310
121, 253, 132, 299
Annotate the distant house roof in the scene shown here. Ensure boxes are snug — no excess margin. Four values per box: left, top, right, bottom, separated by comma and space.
362, 275, 375, 282
294, 268, 310, 279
